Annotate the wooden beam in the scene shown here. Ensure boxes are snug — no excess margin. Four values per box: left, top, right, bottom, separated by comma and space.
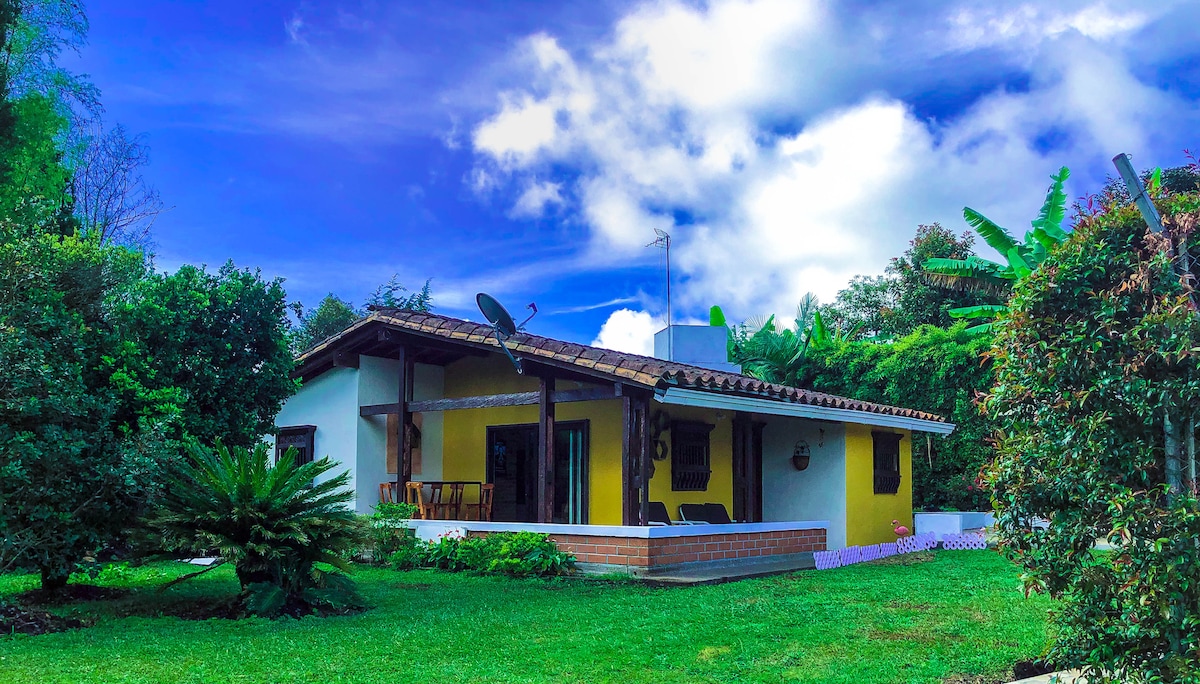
397, 347, 413, 491
409, 392, 540, 413
636, 394, 651, 526
360, 386, 618, 416
621, 394, 635, 526
333, 351, 359, 369
538, 377, 556, 524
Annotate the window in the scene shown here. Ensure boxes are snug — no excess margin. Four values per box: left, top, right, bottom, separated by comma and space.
276, 425, 316, 466
872, 431, 902, 494
671, 421, 715, 491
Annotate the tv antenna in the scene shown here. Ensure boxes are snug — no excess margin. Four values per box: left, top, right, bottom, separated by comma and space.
476, 292, 537, 374
648, 228, 673, 359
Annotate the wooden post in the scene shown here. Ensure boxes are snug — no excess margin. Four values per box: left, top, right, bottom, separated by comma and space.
397, 346, 414, 492
538, 376, 556, 523
637, 395, 651, 526
621, 393, 635, 525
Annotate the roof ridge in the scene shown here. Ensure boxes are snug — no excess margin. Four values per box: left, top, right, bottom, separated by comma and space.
299, 308, 946, 423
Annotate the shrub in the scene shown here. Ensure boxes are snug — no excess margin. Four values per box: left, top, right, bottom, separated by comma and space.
365, 502, 417, 564
147, 441, 368, 617
388, 532, 574, 577
985, 195, 1200, 682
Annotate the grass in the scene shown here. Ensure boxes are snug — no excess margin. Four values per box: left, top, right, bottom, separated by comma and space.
0, 551, 1051, 684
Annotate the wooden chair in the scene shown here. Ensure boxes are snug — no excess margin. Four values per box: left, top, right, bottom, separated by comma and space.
379, 482, 397, 504
464, 484, 495, 521
405, 481, 436, 520
445, 483, 466, 520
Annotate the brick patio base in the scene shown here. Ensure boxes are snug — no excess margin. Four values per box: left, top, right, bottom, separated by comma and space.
468, 528, 827, 568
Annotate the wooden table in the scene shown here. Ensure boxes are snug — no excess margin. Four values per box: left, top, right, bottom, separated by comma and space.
415, 481, 484, 520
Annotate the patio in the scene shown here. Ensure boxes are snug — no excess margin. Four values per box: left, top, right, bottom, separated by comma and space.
404, 518, 828, 578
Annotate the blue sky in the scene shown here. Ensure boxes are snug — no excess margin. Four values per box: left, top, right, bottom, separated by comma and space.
71, 0, 1200, 353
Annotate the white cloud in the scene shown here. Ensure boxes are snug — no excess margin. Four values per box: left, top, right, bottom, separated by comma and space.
472, 94, 560, 166
592, 309, 663, 356
468, 0, 1200, 328
509, 180, 564, 218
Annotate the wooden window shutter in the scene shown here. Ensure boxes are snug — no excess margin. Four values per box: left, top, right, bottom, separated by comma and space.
872, 431, 903, 495
671, 421, 715, 491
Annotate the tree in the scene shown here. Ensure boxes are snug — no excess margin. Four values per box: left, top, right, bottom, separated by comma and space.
924, 166, 1072, 332
2, 0, 99, 115
887, 223, 996, 335
292, 277, 434, 354
820, 275, 894, 340
821, 224, 995, 340
68, 121, 165, 247
985, 193, 1200, 681
0, 220, 175, 589
292, 294, 360, 353
803, 324, 995, 511
127, 262, 298, 448
0, 94, 75, 227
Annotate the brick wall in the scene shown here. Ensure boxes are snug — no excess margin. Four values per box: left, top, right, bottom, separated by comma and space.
491, 528, 827, 568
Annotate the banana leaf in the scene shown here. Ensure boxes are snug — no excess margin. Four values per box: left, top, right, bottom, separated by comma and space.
1029, 166, 1070, 239
1006, 247, 1033, 278
949, 304, 1009, 319
963, 207, 1019, 256
709, 305, 727, 327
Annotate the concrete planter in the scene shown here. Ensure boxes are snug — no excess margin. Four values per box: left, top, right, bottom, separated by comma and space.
913, 511, 994, 539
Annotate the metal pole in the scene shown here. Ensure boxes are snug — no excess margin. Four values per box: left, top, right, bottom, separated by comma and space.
1112, 153, 1164, 233
665, 234, 673, 360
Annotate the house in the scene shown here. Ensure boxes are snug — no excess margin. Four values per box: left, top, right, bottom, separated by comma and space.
275, 309, 954, 574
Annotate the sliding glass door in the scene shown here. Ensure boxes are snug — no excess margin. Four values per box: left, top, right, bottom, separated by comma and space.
553, 422, 589, 524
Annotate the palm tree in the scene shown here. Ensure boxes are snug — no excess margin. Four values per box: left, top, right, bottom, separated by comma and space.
924, 167, 1071, 333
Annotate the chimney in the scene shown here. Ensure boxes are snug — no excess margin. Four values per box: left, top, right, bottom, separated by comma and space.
653, 325, 741, 374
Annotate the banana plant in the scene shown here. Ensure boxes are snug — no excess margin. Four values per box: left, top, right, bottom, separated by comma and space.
924, 166, 1071, 333
712, 298, 861, 385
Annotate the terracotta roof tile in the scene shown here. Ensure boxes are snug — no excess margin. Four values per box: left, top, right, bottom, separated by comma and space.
295, 309, 947, 424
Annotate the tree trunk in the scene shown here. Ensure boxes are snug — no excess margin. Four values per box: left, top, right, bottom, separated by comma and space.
40, 567, 69, 592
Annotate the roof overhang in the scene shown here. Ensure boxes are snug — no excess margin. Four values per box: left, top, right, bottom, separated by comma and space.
655, 387, 956, 435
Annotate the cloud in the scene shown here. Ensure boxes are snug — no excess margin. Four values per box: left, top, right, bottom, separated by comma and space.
509, 180, 564, 218
591, 309, 664, 355
284, 12, 308, 46
468, 0, 1200, 324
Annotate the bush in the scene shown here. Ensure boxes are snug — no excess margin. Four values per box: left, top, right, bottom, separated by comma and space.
365, 502, 417, 564
147, 441, 368, 617
802, 324, 994, 511
388, 531, 574, 577
985, 195, 1200, 682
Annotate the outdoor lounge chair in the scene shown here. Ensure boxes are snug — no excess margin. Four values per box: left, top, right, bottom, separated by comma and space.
648, 501, 705, 526
678, 502, 734, 524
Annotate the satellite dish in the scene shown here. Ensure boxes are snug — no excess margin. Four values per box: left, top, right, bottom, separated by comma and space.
476, 292, 538, 374
477, 293, 518, 337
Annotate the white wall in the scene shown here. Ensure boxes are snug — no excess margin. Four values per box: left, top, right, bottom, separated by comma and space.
411, 363, 445, 481
761, 418, 848, 549
357, 356, 396, 514
355, 357, 446, 513
274, 366, 360, 492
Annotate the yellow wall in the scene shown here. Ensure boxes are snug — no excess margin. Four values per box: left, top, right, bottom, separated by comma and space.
844, 423, 913, 546
434, 355, 732, 525
648, 405, 733, 522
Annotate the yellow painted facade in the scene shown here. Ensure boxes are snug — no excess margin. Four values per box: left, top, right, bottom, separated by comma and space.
843, 423, 913, 546
436, 355, 732, 525
431, 355, 910, 539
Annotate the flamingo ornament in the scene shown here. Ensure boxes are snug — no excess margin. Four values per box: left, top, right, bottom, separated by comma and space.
892, 519, 910, 537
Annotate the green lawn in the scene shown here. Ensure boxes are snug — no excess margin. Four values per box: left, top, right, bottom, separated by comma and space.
0, 551, 1051, 684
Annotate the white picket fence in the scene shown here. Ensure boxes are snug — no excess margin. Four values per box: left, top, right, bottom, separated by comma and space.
813, 531, 985, 570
